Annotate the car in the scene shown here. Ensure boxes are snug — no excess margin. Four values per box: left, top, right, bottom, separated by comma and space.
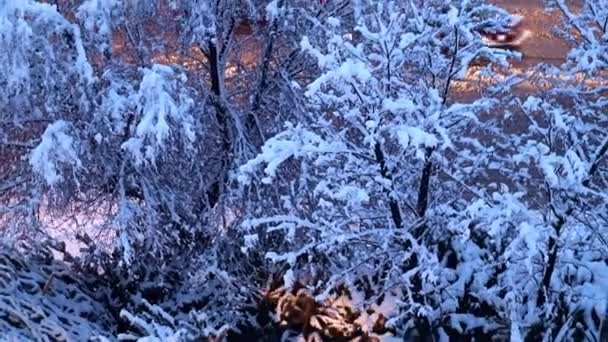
478, 15, 531, 50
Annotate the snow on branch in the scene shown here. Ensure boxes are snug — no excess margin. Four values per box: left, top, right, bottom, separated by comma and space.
121, 64, 195, 165
29, 121, 82, 186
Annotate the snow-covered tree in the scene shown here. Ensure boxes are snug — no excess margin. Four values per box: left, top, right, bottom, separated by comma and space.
238, 0, 527, 339
476, 1, 608, 339
0, 0, 93, 241
1, 0, 310, 267
431, 0, 608, 339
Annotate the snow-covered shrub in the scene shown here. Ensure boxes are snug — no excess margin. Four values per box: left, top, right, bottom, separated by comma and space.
238, 0, 526, 339
0, 241, 112, 340
0, 0, 607, 340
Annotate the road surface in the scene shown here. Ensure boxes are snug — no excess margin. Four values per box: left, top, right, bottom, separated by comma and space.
491, 0, 571, 68
453, 0, 596, 99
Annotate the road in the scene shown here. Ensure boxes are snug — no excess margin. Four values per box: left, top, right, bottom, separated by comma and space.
453, 0, 593, 98
449, 1, 601, 204
491, 0, 571, 68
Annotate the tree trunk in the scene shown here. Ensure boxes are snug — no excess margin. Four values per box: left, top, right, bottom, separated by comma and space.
246, 19, 277, 147
374, 142, 402, 229
536, 207, 573, 307
205, 41, 232, 209
416, 147, 434, 218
